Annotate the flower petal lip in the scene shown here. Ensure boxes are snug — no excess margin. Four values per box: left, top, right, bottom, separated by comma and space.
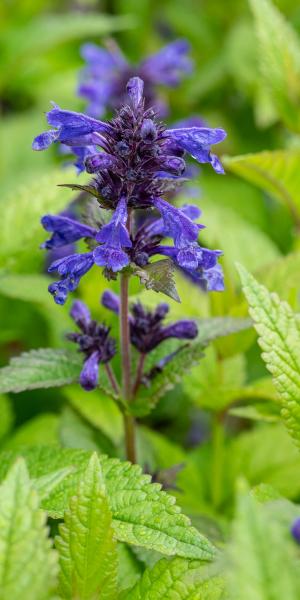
79, 350, 100, 391
41, 215, 97, 249
167, 127, 227, 146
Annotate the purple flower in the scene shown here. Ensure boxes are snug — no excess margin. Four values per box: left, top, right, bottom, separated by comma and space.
67, 300, 116, 391
94, 196, 132, 272
32, 103, 111, 151
33, 77, 226, 178
78, 39, 193, 118
167, 127, 226, 174
41, 214, 97, 249
48, 252, 95, 304
291, 518, 300, 544
101, 293, 198, 354
35, 76, 225, 302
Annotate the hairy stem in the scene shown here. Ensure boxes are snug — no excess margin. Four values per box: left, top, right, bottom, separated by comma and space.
105, 363, 120, 396
120, 271, 136, 463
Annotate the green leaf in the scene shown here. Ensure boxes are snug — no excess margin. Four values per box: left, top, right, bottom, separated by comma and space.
223, 150, 300, 222
0, 395, 14, 441
201, 201, 280, 282
122, 558, 224, 600
229, 423, 300, 500
56, 453, 117, 600
0, 459, 57, 600
33, 467, 75, 500
0, 348, 82, 393
0, 446, 215, 560
64, 386, 123, 445
3, 413, 59, 449
0, 169, 90, 272
228, 480, 300, 600
249, 0, 300, 131
134, 259, 180, 302
131, 317, 251, 416
238, 264, 300, 448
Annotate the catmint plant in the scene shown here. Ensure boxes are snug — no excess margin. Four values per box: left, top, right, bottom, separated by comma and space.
32, 76, 226, 462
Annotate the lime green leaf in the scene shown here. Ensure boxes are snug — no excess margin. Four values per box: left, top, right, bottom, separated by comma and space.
238, 264, 300, 448
228, 480, 300, 600
0, 447, 215, 560
33, 467, 75, 500
0, 348, 82, 393
123, 558, 224, 600
3, 414, 59, 449
56, 453, 117, 600
224, 150, 300, 222
249, 0, 300, 131
117, 543, 143, 594
134, 259, 180, 302
0, 459, 57, 600
0, 169, 89, 272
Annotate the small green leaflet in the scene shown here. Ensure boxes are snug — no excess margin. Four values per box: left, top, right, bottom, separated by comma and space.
0, 459, 57, 600
134, 259, 180, 302
238, 264, 300, 449
0, 446, 215, 561
56, 453, 117, 600
0, 348, 82, 393
122, 558, 225, 600
228, 480, 300, 600
249, 0, 300, 132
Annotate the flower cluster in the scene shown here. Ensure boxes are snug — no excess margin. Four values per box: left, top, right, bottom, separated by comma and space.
67, 300, 116, 390
78, 39, 193, 118
33, 77, 226, 304
101, 290, 198, 354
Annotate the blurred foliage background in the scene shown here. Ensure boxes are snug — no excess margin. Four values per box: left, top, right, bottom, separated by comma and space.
2, 0, 300, 538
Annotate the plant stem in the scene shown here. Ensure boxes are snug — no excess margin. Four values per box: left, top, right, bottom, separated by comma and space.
105, 363, 120, 396
211, 411, 225, 510
132, 352, 146, 397
119, 271, 136, 463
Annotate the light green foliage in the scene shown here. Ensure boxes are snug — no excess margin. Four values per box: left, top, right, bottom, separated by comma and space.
0, 348, 82, 393
0, 169, 89, 272
228, 481, 300, 599
3, 413, 59, 449
229, 423, 300, 500
249, 0, 300, 131
0, 446, 215, 560
56, 453, 118, 599
224, 150, 300, 222
201, 202, 280, 282
238, 264, 300, 448
0, 459, 57, 600
123, 558, 224, 600
117, 543, 143, 594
